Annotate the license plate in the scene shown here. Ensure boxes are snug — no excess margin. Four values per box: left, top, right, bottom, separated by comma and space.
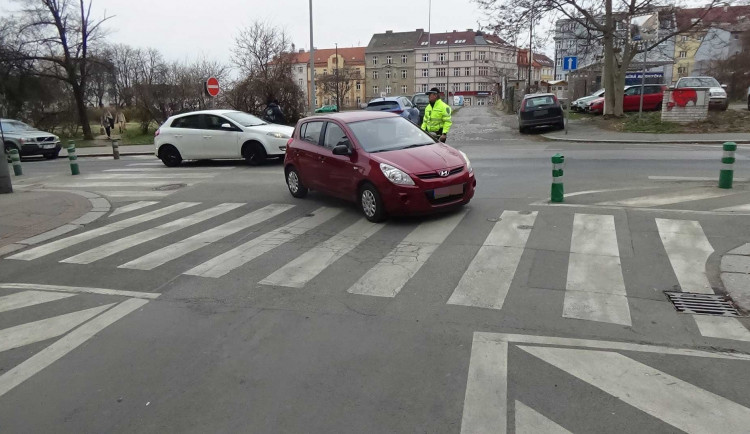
433, 184, 464, 199
42, 144, 55, 149
533, 110, 548, 116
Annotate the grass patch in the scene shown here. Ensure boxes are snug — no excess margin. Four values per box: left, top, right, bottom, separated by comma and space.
57, 122, 156, 147
565, 111, 588, 121
618, 112, 681, 133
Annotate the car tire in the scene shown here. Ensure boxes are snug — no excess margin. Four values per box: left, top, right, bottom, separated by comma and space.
243, 141, 267, 166
655, 102, 662, 111
518, 126, 527, 134
359, 183, 386, 223
44, 150, 59, 160
285, 166, 308, 198
557, 121, 565, 130
159, 145, 182, 167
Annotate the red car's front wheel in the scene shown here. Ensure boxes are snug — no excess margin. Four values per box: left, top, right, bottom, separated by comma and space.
359, 183, 386, 223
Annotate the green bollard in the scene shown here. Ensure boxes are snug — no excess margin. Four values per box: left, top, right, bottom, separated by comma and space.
551, 153, 565, 203
67, 141, 80, 176
9, 149, 22, 176
112, 139, 120, 160
719, 141, 736, 189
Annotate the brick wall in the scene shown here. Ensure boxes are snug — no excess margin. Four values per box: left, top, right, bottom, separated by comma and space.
661, 89, 709, 124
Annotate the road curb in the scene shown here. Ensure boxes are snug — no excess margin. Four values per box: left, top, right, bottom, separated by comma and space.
539, 134, 750, 145
64, 152, 155, 158
0, 189, 111, 257
720, 243, 750, 312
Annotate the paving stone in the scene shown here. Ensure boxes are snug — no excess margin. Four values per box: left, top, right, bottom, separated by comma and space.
721, 255, 750, 274
722, 272, 750, 311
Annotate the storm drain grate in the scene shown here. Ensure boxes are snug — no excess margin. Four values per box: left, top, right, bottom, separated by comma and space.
664, 291, 741, 317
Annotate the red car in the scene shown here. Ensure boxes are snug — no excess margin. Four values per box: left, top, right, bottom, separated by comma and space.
587, 84, 666, 114
284, 112, 476, 222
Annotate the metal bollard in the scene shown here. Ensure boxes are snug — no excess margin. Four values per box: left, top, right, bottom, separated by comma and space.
719, 141, 736, 189
67, 141, 80, 176
9, 149, 22, 176
551, 153, 565, 203
112, 139, 120, 160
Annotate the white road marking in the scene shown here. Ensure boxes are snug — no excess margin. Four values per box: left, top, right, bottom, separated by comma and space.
518, 345, 750, 434
51, 181, 196, 188
0, 291, 76, 313
693, 315, 750, 342
61, 203, 243, 265
714, 203, 750, 212
0, 298, 148, 398
515, 400, 572, 434
460, 334, 508, 434
110, 201, 160, 217
83, 173, 215, 179
0, 283, 160, 299
447, 211, 536, 310
563, 214, 631, 326
126, 162, 164, 166
347, 210, 467, 297
656, 219, 713, 294
184, 207, 341, 278
649, 176, 749, 182
108, 167, 234, 171
7, 202, 199, 261
0, 304, 115, 353
99, 191, 173, 198
597, 188, 737, 207
120, 204, 294, 270
260, 218, 385, 288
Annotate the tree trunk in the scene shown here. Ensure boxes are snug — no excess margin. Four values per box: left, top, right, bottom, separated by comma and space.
72, 83, 93, 140
603, 0, 616, 117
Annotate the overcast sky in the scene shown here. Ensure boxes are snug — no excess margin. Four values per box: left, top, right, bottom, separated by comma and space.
0, 0, 513, 65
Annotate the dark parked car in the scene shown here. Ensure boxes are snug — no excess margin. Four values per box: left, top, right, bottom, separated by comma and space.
1, 119, 61, 160
517, 94, 564, 133
365, 97, 420, 125
284, 111, 476, 222
411, 93, 429, 124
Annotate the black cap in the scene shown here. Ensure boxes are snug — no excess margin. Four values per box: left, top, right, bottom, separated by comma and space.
426, 87, 441, 95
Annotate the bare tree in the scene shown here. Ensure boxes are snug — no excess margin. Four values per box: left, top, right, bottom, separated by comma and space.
316, 65, 360, 109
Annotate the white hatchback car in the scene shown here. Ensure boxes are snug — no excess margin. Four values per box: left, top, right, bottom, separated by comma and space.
154, 110, 294, 166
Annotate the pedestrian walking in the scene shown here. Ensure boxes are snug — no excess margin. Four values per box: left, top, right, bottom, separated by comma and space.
421, 88, 452, 143
116, 106, 127, 133
100, 103, 114, 139
264, 99, 286, 125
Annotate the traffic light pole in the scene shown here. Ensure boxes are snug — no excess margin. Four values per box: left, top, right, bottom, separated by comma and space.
0, 118, 12, 194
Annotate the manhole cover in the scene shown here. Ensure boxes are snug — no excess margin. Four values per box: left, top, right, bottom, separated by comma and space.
664, 291, 741, 316
153, 183, 186, 191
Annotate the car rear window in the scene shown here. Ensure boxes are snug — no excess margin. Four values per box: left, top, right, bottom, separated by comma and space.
525, 96, 556, 107
676, 77, 720, 88
366, 101, 400, 111
412, 95, 429, 105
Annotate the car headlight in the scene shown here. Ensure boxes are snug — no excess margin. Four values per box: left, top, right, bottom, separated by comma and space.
379, 163, 415, 185
459, 150, 473, 173
710, 91, 726, 97
267, 132, 290, 139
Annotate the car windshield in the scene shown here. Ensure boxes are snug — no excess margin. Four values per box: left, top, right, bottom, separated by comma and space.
677, 77, 721, 88
412, 95, 429, 105
366, 101, 400, 111
223, 111, 266, 127
348, 117, 435, 153
593, 89, 605, 96
526, 96, 556, 107
0, 121, 34, 132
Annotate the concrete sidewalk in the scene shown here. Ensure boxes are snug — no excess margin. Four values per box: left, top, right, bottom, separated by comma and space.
64, 144, 154, 157
542, 127, 750, 144
721, 244, 750, 312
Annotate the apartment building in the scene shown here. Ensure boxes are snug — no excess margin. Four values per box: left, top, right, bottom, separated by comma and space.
365, 29, 424, 101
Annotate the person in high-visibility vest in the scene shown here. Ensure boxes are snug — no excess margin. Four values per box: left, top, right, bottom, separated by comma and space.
421, 87, 452, 143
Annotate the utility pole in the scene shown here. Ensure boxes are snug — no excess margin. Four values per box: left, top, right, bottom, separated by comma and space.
0, 116, 12, 194
446, 32, 450, 104
528, 2, 533, 93
427, 0, 432, 91
335, 43, 340, 111
308, 0, 316, 113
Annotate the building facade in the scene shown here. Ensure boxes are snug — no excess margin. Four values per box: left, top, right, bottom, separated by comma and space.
414, 30, 517, 106
365, 30, 424, 102
291, 47, 367, 109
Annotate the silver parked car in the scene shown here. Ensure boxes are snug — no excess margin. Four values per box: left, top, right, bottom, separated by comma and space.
1, 119, 61, 160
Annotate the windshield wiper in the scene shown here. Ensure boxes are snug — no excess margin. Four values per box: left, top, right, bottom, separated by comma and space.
403, 143, 432, 149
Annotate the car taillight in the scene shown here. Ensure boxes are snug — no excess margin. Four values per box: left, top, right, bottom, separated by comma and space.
286, 137, 294, 146
552, 95, 559, 105
520, 99, 528, 111
154, 129, 160, 137
394, 109, 404, 114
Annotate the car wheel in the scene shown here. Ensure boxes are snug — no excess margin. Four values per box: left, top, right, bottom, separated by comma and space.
44, 151, 59, 160
557, 121, 565, 130
243, 141, 267, 166
519, 126, 527, 134
655, 102, 662, 111
359, 183, 386, 223
159, 145, 182, 167
285, 166, 308, 198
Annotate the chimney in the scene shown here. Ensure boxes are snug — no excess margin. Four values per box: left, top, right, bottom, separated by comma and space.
299, 49, 305, 53
467, 28, 473, 32
386, 30, 393, 34
416, 28, 424, 32
453, 30, 457, 33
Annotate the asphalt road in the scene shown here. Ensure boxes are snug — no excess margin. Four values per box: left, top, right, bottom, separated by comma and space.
1, 106, 750, 433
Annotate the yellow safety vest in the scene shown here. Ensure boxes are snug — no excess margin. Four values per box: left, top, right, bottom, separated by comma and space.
421, 99, 453, 135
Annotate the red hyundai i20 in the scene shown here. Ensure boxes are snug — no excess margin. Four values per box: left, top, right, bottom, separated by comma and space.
284, 112, 476, 222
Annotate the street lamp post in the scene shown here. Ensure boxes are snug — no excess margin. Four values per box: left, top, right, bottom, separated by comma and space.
309, 0, 316, 113
0, 116, 12, 194
335, 43, 340, 111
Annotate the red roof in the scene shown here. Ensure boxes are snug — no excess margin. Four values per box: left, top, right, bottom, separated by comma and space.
290, 47, 366, 66
417, 30, 478, 46
676, 5, 750, 30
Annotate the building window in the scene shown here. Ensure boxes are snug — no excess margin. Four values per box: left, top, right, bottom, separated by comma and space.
373, 85, 379, 95
386, 56, 392, 64
372, 56, 378, 65
464, 67, 471, 76
478, 82, 488, 91
439, 52, 446, 61
385, 85, 391, 95
421, 68, 429, 77
401, 54, 408, 63
356, 81, 361, 90
478, 67, 489, 76
298, 66, 303, 73
323, 69, 327, 75
385, 70, 391, 79
345, 96, 350, 106
437, 83, 446, 92
465, 82, 471, 91
677, 66, 687, 74
422, 53, 429, 62
401, 69, 408, 79
298, 78, 303, 86
401, 84, 408, 94
436, 68, 446, 77
356, 96, 361, 105
567, 40, 575, 48
557, 58, 562, 66
420, 84, 428, 92
465, 51, 472, 60
454, 52, 461, 61
479, 51, 486, 60
454, 67, 461, 76
452, 83, 460, 92
372, 71, 378, 79
681, 35, 688, 42
679, 51, 687, 58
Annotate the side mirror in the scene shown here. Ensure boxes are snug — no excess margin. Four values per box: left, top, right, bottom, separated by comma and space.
667, 85, 675, 91
221, 123, 233, 129
332, 144, 351, 155
721, 84, 728, 89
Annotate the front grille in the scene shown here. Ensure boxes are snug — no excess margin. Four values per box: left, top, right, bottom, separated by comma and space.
40, 136, 56, 143
417, 166, 464, 180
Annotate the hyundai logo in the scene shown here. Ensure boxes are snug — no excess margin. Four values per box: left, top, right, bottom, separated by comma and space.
439, 170, 450, 177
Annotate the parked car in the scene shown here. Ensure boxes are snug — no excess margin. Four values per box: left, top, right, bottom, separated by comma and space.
587, 84, 666, 114
517, 93, 565, 133
154, 110, 293, 167
673, 76, 728, 111
411, 93, 430, 124
365, 97, 420, 125
572, 89, 605, 112
1, 119, 61, 160
314, 105, 338, 113
284, 111, 476, 222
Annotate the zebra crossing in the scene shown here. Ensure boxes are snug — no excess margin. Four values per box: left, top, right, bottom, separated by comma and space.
3, 200, 750, 342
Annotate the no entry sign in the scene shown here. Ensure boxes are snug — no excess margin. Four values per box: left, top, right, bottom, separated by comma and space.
205, 77, 220, 97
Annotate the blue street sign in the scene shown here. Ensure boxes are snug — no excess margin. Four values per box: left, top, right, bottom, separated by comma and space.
563, 56, 578, 71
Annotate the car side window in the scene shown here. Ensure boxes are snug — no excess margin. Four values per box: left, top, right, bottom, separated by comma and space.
323, 122, 349, 150
203, 115, 232, 131
171, 115, 201, 129
301, 121, 324, 146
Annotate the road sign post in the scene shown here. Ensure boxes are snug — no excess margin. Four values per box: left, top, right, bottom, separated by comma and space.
563, 56, 577, 71
205, 77, 220, 109
0, 116, 11, 193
